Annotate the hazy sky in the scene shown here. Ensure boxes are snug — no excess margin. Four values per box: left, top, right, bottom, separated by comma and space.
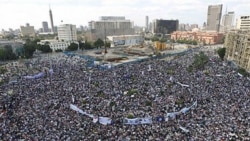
0, 0, 250, 30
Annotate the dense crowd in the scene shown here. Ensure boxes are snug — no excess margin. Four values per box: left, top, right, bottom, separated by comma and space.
0, 47, 250, 140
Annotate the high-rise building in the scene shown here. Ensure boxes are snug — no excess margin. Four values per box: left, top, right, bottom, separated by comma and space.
206, 4, 223, 32
42, 21, 49, 32
222, 11, 235, 32
190, 24, 199, 29
145, 16, 149, 32
49, 7, 55, 33
20, 23, 35, 37
225, 30, 250, 71
236, 16, 250, 30
152, 19, 179, 34
57, 24, 77, 42
86, 16, 135, 41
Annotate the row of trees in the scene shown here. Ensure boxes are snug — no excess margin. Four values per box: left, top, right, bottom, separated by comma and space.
175, 39, 198, 45
0, 45, 18, 61
0, 37, 112, 61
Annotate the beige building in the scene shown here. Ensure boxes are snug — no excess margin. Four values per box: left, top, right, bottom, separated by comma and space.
206, 4, 223, 32
20, 23, 35, 37
171, 31, 224, 45
86, 16, 135, 41
236, 16, 250, 30
222, 11, 235, 32
57, 24, 77, 42
224, 30, 250, 72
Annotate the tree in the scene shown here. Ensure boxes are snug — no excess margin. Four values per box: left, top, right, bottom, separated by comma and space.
105, 42, 111, 48
217, 47, 226, 60
193, 51, 209, 70
67, 42, 78, 51
237, 68, 249, 77
0, 45, 17, 61
23, 38, 40, 58
151, 36, 159, 42
23, 44, 36, 58
94, 38, 104, 48
37, 43, 52, 53
79, 41, 85, 50
84, 41, 93, 49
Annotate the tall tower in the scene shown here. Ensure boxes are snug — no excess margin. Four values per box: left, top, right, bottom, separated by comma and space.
206, 4, 223, 32
49, 6, 55, 33
145, 16, 149, 32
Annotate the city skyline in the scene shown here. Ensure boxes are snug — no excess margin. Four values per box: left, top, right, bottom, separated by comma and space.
0, 0, 250, 30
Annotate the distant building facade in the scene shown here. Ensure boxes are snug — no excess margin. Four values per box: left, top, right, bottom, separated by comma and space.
152, 19, 179, 34
107, 35, 144, 47
225, 30, 250, 72
222, 11, 235, 32
171, 31, 224, 45
236, 16, 250, 30
206, 4, 223, 32
20, 23, 35, 37
38, 40, 70, 52
179, 24, 198, 31
42, 21, 50, 32
86, 16, 135, 41
57, 24, 77, 42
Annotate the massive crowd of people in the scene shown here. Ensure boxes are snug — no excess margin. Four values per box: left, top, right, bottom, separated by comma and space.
0, 47, 250, 140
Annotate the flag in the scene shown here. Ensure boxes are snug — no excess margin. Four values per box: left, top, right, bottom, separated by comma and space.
72, 95, 75, 103
180, 126, 189, 133
93, 116, 98, 123
148, 65, 151, 71
156, 116, 165, 122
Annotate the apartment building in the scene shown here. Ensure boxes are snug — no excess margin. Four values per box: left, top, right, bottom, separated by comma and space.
206, 4, 223, 32
57, 24, 77, 42
224, 30, 250, 71
87, 16, 134, 41
236, 16, 250, 30
20, 23, 35, 37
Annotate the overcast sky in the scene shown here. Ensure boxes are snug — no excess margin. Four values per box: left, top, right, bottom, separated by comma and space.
0, 0, 250, 30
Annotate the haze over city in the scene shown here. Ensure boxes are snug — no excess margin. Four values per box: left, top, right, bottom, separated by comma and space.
1, 0, 250, 30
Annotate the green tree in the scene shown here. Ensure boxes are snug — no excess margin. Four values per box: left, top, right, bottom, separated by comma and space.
79, 41, 85, 50
23, 44, 36, 58
23, 38, 39, 58
193, 52, 209, 70
151, 36, 159, 42
84, 41, 93, 49
217, 47, 226, 60
0, 45, 17, 61
105, 42, 111, 48
237, 68, 249, 77
0, 48, 5, 60
94, 38, 104, 48
67, 42, 78, 51
37, 43, 52, 53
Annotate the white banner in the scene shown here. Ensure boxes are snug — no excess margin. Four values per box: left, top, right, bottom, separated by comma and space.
98, 117, 112, 125
177, 82, 189, 87
123, 117, 152, 125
